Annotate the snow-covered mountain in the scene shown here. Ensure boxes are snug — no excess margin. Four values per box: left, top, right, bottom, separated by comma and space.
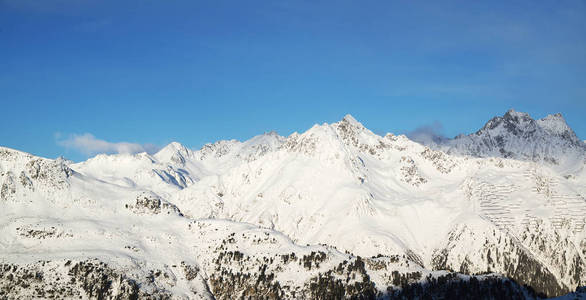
442, 109, 585, 167
1, 110, 585, 299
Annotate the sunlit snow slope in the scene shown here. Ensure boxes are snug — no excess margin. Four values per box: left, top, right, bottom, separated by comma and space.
1, 110, 585, 298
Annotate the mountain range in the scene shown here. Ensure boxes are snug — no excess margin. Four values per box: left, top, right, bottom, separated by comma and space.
1, 109, 585, 299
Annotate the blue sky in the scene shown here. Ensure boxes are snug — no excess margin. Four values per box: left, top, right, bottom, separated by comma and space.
1, 0, 585, 161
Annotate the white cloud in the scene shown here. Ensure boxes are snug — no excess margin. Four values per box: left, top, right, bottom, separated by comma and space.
57, 133, 159, 156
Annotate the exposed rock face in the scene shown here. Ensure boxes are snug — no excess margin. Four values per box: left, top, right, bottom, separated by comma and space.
399, 156, 427, 187
1, 148, 73, 203
0, 171, 16, 201
16, 224, 73, 239
126, 192, 183, 216
26, 158, 73, 185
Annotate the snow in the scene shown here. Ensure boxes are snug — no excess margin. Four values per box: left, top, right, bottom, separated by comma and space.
1, 111, 585, 297
440, 110, 585, 172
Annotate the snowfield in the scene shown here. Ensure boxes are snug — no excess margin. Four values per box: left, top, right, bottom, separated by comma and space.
1, 110, 585, 299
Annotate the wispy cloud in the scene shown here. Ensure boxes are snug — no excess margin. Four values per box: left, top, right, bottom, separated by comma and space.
56, 133, 159, 156
407, 121, 447, 145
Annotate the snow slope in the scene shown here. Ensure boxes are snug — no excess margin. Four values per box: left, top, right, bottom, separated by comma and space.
1, 110, 585, 298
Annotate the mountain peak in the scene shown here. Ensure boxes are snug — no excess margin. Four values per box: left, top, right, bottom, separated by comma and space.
163, 141, 185, 150
539, 112, 567, 124
477, 109, 536, 137
537, 113, 579, 143
154, 142, 192, 164
448, 109, 584, 163
502, 109, 534, 127
158, 142, 189, 154
340, 114, 363, 128
503, 108, 531, 119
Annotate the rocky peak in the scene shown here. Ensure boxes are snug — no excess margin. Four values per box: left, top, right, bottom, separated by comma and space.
448, 109, 585, 163
503, 109, 531, 120
477, 110, 581, 146
333, 114, 369, 139
536, 113, 580, 144
197, 139, 240, 161
476, 109, 537, 137
338, 114, 365, 129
